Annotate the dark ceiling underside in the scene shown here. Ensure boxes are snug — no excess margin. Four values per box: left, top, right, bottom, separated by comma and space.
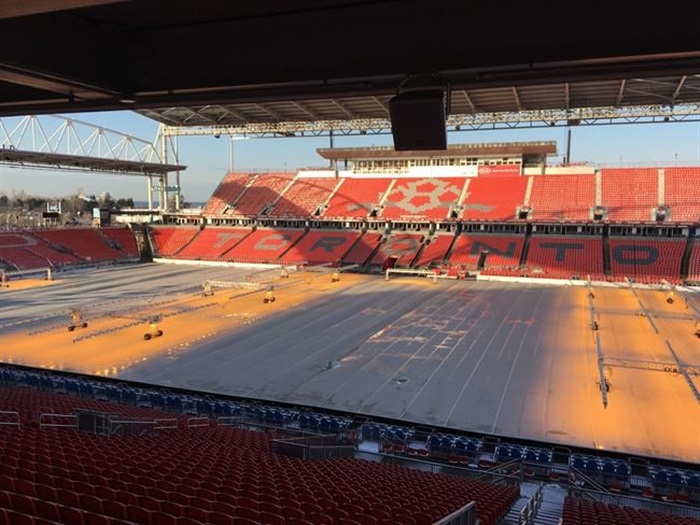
1, 0, 699, 124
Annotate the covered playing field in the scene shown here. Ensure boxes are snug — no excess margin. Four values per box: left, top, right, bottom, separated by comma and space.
1, 263, 698, 464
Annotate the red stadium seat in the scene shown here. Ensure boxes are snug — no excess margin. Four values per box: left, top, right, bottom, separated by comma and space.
4, 511, 36, 525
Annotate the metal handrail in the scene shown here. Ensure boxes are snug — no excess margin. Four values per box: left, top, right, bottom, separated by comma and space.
153, 417, 178, 430
0, 410, 20, 427
568, 488, 700, 519
569, 466, 610, 494
519, 482, 545, 525
186, 416, 210, 428
38, 413, 78, 429
432, 501, 476, 525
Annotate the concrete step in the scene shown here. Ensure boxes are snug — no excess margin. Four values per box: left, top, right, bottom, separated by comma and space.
503, 482, 567, 525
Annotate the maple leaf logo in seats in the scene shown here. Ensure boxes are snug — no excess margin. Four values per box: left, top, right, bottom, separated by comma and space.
388, 178, 460, 213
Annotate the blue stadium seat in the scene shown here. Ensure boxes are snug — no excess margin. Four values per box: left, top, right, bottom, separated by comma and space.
439, 437, 453, 449
39, 375, 54, 389
496, 446, 509, 460
615, 463, 629, 477
79, 382, 95, 397
136, 392, 151, 407
166, 395, 182, 412
602, 460, 616, 474
213, 401, 231, 416
149, 393, 166, 409
653, 470, 669, 483
584, 458, 599, 472
669, 472, 684, 485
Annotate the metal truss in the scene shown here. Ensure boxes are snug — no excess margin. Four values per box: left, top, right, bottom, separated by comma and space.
161, 104, 700, 138
603, 356, 700, 377
0, 114, 181, 174
595, 332, 609, 409
665, 340, 700, 402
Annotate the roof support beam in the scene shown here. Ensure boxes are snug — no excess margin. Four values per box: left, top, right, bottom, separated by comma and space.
372, 96, 390, 116
138, 109, 182, 126
159, 104, 700, 137
255, 103, 284, 120
511, 86, 523, 111
0, 63, 120, 100
292, 101, 320, 120
461, 89, 477, 113
672, 75, 687, 102
182, 108, 216, 125
616, 79, 627, 105
213, 105, 250, 123
0, 0, 130, 19
329, 99, 356, 119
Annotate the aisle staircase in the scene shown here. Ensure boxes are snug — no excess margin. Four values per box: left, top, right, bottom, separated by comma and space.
503, 481, 566, 525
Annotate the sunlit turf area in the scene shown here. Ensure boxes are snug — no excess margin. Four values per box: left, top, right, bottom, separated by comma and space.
1, 263, 698, 464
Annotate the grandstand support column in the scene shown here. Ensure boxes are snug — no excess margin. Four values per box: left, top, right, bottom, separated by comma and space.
658, 168, 665, 206
159, 126, 166, 212
158, 124, 169, 212
159, 175, 167, 212
174, 135, 181, 211
175, 171, 181, 210
519, 225, 532, 266
229, 135, 234, 172
147, 176, 153, 211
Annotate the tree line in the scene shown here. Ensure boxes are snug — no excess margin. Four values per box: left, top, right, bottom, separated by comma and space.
0, 190, 135, 229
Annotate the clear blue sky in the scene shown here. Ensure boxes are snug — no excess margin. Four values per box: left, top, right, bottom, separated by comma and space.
1, 110, 698, 204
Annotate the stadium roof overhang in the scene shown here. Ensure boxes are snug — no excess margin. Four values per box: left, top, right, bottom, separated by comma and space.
316, 142, 557, 161
0, 0, 699, 134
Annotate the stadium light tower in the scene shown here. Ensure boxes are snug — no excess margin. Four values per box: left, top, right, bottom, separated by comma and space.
229, 135, 248, 173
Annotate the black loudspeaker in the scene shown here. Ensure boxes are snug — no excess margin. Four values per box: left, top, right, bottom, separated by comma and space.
389, 90, 446, 151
